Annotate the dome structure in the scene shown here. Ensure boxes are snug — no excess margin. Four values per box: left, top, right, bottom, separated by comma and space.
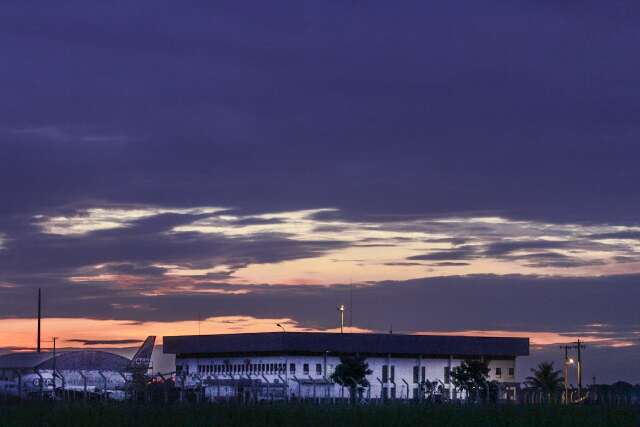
36, 351, 130, 371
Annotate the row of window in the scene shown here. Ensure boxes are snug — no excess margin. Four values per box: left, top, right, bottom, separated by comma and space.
495, 367, 514, 377
382, 365, 513, 384
186, 362, 513, 379
194, 362, 324, 376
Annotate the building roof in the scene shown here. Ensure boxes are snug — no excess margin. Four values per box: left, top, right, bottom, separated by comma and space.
0, 352, 53, 369
163, 332, 529, 358
36, 351, 130, 371
0, 350, 130, 371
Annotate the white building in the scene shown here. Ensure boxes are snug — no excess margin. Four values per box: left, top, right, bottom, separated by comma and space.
163, 332, 529, 402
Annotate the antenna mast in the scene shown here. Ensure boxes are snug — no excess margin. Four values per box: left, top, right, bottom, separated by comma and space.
349, 280, 353, 329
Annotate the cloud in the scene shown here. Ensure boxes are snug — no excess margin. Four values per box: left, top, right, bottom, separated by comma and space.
1, 0, 640, 384
588, 231, 640, 240
483, 240, 573, 257
428, 262, 470, 267
407, 245, 480, 261
66, 338, 143, 346
515, 252, 606, 269
8, 125, 133, 144
1, 0, 640, 226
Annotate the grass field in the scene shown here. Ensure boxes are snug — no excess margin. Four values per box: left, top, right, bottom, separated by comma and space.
0, 402, 638, 427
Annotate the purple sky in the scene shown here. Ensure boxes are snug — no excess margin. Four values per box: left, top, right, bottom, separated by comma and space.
0, 0, 639, 383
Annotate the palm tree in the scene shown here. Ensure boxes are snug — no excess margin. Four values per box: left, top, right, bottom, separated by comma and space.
526, 362, 563, 402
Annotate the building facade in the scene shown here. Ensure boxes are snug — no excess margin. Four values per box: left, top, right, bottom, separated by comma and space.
163, 332, 529, 401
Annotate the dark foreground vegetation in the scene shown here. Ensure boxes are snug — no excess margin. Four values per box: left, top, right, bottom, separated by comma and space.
0, 402, 638, 427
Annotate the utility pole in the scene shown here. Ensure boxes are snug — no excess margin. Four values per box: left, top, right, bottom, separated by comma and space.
52, 337, 57, 393
37, 288, 41, 353
560, 340, 586, 399
559, 345, 573, 403
576, 339, 584, 395
338, 305, 344, 334
349, 281, 353, 330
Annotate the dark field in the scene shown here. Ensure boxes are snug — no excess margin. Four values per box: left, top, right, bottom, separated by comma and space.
0, 403, 638, 427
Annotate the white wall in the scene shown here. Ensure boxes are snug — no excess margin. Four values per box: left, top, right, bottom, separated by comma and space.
176, 354, 517, 400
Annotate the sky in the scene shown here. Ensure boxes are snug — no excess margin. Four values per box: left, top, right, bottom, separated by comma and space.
1, 0, 639, 383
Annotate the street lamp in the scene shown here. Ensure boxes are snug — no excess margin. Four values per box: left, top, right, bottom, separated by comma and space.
564, 357, 575, 404
276, 323, 286, 333
338, 305, 345, 334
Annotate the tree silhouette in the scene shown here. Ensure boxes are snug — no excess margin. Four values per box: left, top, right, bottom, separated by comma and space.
449, 359, 490, 402
330, 353, 372, 403
526, 361, 563, 402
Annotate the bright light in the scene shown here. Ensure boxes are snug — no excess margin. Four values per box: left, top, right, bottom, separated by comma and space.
567, 358, 575, 364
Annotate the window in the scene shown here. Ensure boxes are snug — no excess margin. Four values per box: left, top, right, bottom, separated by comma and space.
444, 366, 451, 384
382, 365, 388, 382
303, 363, 309, 375
495, 367, 502, 377
421, 366, 425, 382
316, 363, 322, 375
290, 363, 296, 374
413, 366, 419, 383
508, 367, 514, 377
390, 366, 395, 382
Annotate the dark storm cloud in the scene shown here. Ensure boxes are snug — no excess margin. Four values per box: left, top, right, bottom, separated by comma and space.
5, 273, 639, 338
0, 0, 639, 224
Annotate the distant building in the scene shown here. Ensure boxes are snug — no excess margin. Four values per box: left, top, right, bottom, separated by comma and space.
163, 332, 529, 401
0, 336, 155, 400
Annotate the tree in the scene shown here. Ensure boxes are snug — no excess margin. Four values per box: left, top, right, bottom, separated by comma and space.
525, 362, 563, 402
449, 359, 490, 402
330, 353, 372, 403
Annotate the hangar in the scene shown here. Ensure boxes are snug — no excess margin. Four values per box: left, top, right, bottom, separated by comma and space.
0, 336, 155, 400
163, 332, 529, 402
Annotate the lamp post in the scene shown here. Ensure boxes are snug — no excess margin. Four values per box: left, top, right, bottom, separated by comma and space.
276, 323, 286, 333
564, 357, 574, 404
338, 305, 344, 334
